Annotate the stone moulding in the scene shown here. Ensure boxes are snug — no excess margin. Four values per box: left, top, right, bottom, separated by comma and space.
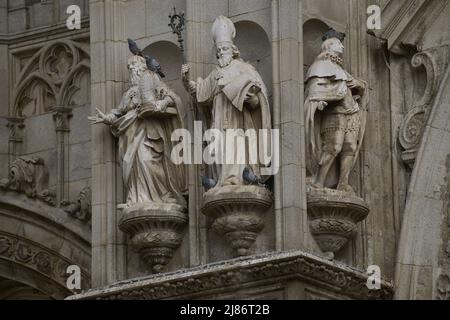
118, 202, 188, 273
398, 48, 449, 169
0, 190, 92, 298
67, 250, 393, 300
307, 188, 369, 258
202, 185, 273, 256
0, 231, 90, 295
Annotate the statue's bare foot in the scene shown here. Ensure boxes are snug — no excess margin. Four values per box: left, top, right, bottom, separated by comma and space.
309, 181, 324, 189
221, 177, 240, 186
162, 193, 179, 204
337, 183, 355, 194
117, 203, 130, 209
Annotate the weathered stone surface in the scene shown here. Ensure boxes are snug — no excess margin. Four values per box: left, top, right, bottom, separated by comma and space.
307, 188, 369, 258
119, 202, 188, 273
203, 185, 273, 257
67, 250, 393, 300
0, 189, 91, 298
0, 0, 449, 301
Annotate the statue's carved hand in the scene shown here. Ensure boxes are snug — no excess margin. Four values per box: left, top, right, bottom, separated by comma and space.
245, 92, 259, 108
245, 85, 260, 108
181, 64, 196, 95
318, 101, 328, 111
155, 99, 169, 112
181, 64, 190, 80
88, 108, 107, 124
188, 81, 197, 95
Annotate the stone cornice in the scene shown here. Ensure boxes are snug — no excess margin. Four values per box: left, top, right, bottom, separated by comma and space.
0, 17, 89, 47
372, 0, 448, 54
68, 250, 394, 300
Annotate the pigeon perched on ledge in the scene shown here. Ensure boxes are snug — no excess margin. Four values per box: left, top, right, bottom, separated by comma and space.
201, 176, 217, 192
243, 167, 265, 187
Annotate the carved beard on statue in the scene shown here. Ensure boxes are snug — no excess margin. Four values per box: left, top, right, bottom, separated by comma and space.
130, 69, 141, 85
127, 56, 147, 86
218, 52, 233, 68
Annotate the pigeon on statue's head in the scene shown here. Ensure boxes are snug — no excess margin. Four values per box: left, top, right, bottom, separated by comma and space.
145, 55, 165, 78
127, 38, 165, 78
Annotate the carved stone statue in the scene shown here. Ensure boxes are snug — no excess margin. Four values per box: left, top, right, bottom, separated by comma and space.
304, 29, 369, 259
181, 16, 273, 257
89, 42, 187, 273
305, 29, 367, 194
89, 55, 186, 208
181, 15, 272, 188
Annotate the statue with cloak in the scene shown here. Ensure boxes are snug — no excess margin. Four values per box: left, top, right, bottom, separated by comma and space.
305, 29, 368, 194
181, 15, 272, 188
89, 50, 186, 208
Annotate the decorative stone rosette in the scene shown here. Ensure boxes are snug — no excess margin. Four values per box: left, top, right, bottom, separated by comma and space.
307, 188, 369, 258
202, 185, 273, 256
118, 202, 187, 273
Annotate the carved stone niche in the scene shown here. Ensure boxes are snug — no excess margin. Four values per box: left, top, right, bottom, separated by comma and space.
307, 188, 369, 259
202, 185, 273, 257
118, 202, 187, 273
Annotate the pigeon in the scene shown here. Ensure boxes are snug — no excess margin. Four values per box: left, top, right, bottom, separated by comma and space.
201, 176, 217, 191
127, 38, 142, 56
243, 167, 264, 187
145, 55, 165, 78
128, 38, 165, 78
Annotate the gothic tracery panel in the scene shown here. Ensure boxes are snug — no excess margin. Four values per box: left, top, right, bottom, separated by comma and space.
12, 40, 91, 118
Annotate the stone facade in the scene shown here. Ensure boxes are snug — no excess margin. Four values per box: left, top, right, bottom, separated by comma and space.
0, 0, 448, 300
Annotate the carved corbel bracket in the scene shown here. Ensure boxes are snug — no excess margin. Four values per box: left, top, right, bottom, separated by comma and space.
398, 48, 449, 168
6, 117, 26, 164
119, 202, 188, 273
61, 186, 92, 224
202, 185, 273, 257
307, 188, 369, 259
398, 105, 426, 169
52, 106, 73, 132
6, 117, 25, 143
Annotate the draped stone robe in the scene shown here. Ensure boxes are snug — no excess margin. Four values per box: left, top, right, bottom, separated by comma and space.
195, 58, 272, 186
106, 71, 186, 206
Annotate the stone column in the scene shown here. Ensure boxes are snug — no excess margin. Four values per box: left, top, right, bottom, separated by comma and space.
52, 107, 72, 206
185, 0, 206, 267
90, 0, 127, 287
6, 117, 25, 165
0, 0, 8, 117
184, 0, 229, 266
6, 0, 29, 32
271, 0, 309, 251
